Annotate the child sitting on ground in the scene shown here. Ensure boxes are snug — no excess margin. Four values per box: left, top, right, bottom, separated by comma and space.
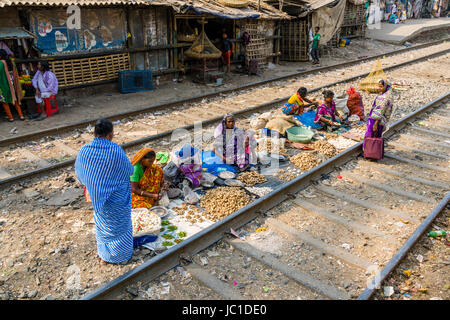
281, 87, 318, 116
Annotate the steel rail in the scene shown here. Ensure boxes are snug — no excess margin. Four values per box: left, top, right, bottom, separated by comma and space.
81, 92, 449, 300
1, 48, 449, 189
0, 38, 448, 147
357, 193, 450, 300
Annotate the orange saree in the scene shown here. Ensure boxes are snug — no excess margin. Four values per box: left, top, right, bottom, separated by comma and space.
131, 165, 164, 209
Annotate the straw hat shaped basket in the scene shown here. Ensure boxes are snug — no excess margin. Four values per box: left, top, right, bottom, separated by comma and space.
185, 19, 222, 59
358, 59, 388, 93
177, 19, 196, 42
218, 0, 250, 8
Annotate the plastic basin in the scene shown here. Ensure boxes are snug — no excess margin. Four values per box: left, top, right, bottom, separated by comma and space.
286, 126, 314, 143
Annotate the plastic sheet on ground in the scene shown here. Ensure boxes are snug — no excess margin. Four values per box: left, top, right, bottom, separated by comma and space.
293, 110, 323, 129
202, 151, 237, 176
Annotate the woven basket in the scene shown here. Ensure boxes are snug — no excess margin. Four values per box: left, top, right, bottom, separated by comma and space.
358, 59, 387, 93
218, 0, 249, 8
185, 31, 222, 59
178, 34, 197, 42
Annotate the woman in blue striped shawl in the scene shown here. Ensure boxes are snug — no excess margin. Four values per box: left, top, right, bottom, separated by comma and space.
75, 119, 135, 264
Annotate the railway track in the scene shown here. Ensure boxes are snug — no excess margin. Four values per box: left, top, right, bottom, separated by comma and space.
0, 43, 449, 188
0, 38, 447, 148
82, 93, 449, 300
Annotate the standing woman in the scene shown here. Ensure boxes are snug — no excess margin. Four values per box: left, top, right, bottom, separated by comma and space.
0, 49, 24, 121
75, 119, 135, 265
130, 148, 168, 209
363, 79, 393, 156
212, 114, 256, 172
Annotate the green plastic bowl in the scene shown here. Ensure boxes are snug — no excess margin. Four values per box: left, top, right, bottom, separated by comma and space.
286, 126, 314, 143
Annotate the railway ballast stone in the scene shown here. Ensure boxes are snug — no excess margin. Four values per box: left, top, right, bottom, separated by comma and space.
46, 188, 83, 207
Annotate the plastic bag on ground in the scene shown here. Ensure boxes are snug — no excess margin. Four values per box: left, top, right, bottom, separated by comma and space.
159, 191, 170, 207
250, 117, 267, 130
346, 86, 365, 120
183, 183, 200, 204
335, 94, 349, 118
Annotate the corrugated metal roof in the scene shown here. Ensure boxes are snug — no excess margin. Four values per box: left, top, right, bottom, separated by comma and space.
0, 0, 289, 19
0, 0, 155, 7
0, 27, 36, 38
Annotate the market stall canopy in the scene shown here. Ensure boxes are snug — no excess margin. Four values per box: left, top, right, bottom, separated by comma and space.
0, 0, 289, 19
0, 27, 36, 39
156, 0, 291, 20
264, 0, 340, 16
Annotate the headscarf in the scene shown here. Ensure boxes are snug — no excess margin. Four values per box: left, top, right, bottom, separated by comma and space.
131, 147, 154, 166
214, 113, 234, 139
214, 114, 237, 161
378, 79, 391, 94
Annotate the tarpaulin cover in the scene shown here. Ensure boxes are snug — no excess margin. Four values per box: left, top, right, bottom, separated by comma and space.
0, 27, 36, 39
293, 111, 323, 129
202, 151, 237, 176
183, 5, 260, 19
348, 0, 367, 5
28, 8, 127, 55
311, 0, 346, 44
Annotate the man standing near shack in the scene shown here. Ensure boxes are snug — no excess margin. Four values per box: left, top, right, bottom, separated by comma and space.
311, 26, 321, 65
75, 119, 135, 265
222, 32, 232, 75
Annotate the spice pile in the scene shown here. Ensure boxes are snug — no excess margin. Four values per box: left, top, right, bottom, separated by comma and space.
311, 140, 338, 157
274, 169, 297, 181
131, 209, 161, 235
322, 132, 339, 140
200, 187, 251, 220
328, 136, 358, 150
245, 186, 273, 197
237, 171, 267, 186
172, 203, 214, 224
257, 138, 287, 155
290, 151, 322, 171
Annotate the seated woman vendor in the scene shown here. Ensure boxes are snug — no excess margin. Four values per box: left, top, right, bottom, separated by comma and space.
282, 87, 318, 115
212, 114, 256, 172
314, 90, 344, 129
130, 148, 169, 209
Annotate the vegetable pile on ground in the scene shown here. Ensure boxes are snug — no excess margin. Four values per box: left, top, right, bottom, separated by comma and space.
290, 151, 322, 171
311, 140, 338, 158
200, 187, 252, 221
237, 171, 267, 186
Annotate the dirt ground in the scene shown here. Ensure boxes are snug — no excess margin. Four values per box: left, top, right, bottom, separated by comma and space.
0, 30, 447, 139
372, 209, 449, 300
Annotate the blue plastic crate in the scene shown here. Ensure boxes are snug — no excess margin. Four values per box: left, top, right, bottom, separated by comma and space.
118, 70, 153, 93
